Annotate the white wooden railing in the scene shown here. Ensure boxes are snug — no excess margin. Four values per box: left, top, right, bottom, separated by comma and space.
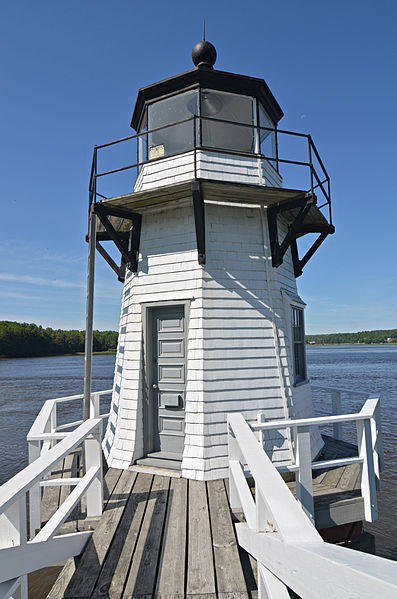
27, 389, 111, 538
0, 389, 111, 599
228, 411, 397, 599
254, 393, 383, 523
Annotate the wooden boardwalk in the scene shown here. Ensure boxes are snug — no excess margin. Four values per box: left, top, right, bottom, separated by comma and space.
44, 435, 366, 599
48, 469, 257, 599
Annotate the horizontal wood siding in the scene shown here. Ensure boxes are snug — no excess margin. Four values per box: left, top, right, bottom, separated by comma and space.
103, 203, 203, 470
182, 203, 291, 480
104, 192, 322, 479
135, 150, 283, 191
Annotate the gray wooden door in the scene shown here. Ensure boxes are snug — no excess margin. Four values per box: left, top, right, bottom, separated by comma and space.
147, 305, 186, 459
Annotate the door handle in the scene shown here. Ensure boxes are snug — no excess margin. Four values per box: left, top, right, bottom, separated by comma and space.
152, 383, 158, 390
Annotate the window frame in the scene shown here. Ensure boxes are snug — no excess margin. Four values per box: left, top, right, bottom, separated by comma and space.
281, 290, 308, 387
291, 305, 307, 385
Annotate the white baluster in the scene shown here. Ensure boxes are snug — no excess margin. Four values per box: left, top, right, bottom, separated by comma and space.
357, 418, 378, 522
228, 422, 243, 511
90, 392, 100, 419
295, 425, 314, 523
28, 441, 41, 539
84, 422, 103, 517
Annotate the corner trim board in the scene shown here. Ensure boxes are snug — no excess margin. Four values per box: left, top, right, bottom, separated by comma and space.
192, 180, 206, 265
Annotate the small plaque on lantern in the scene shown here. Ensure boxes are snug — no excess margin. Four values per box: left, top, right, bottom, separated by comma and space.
149, 144, 165, 159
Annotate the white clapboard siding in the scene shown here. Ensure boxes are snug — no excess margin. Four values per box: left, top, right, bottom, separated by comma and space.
135, 150, 283, 191
103, 177, 322, 478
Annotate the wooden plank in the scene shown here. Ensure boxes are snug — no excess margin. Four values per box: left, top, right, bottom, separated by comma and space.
155, 477, 187, 597
46, 558, 77, 599
103, 467, 123, 504
337, 463, 361, 491
63, 469, 137, 598
321, 465, 345, 489
186, 479, 216, 596
48, 469, 124, 598
91, 472, 153, 599
122, 474, 170, 598
207, 479, 248, 597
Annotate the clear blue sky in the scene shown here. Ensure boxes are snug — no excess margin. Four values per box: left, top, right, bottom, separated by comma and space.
1, 0, 396, 334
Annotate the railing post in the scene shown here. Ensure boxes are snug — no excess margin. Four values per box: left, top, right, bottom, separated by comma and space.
228, 420, 243, 511
357, 418, 378, 522
294, 425, 314, 523
83, 203, 97, 423
258, 563, 290, 599
0, 576, 28, 599
50, 403, 57, 448
84, 422, 103, 517
331, 390, 343, 440
0, 498, 26, 549
28, 440, 41, 539
308, 136, 314, 196
90, 392, 100, 419
257, 413, 265, 449
256, 487, 275, 534
373, 399, 384, 480
11, 577, 28, 599
0, 499, 29, 596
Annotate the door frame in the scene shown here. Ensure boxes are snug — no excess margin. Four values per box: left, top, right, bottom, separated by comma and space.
141, 299, 191, 458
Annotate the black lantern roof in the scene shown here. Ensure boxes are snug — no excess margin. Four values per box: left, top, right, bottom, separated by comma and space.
131, 52, 284, 130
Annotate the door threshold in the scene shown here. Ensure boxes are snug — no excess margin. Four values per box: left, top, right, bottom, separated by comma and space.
135, 456, 182, 471
130, 463, 182, 478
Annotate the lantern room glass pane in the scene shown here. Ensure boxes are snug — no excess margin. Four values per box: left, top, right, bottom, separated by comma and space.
200, 89, 255, 153
138, 110, 148, 170
147, 90, 198, 159
259, 105, 276, 166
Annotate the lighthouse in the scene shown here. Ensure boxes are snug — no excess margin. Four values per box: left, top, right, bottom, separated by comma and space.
90, 37, 334, 480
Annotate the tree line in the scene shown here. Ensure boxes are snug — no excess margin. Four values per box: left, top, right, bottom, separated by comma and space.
0, 321, 118, 358
306, 329, 397, 345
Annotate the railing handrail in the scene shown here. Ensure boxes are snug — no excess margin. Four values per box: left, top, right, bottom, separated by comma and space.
255, 390, 382, 524
252, 396, 379, 431
0, 418, 101, 514
229, 412, 319, 542
27, 389, 112, 440
228, 409, 397, 598
311, 384, 371, 397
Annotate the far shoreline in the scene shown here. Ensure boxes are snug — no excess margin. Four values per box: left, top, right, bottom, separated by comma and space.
306, 343, 397, 347
2, 344, 397, 360
0, 350, 117, 360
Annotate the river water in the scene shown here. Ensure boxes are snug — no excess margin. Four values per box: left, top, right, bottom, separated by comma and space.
0, 345, 396, 566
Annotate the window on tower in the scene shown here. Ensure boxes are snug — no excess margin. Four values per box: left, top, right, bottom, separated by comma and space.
259, 106, 276, 168
146, 90, 198, 159
137, 88, 277, 166
200, 89, 255, 153
292, 306, 307, 384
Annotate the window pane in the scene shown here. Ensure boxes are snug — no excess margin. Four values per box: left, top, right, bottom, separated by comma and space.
148, 90, 198, 129
138, 110, 148, 168
259, 105, 276, 165
148, 90, 198, 159
292, 307, 306, 383
200, 89, 255, 153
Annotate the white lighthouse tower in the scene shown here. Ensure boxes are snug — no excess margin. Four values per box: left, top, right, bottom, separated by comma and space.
91, 37, 334, 480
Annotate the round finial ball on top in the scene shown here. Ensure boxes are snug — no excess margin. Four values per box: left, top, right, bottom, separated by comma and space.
192, 39, 217, 68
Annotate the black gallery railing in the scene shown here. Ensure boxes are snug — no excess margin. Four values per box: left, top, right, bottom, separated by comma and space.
88, 115, 332, 225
